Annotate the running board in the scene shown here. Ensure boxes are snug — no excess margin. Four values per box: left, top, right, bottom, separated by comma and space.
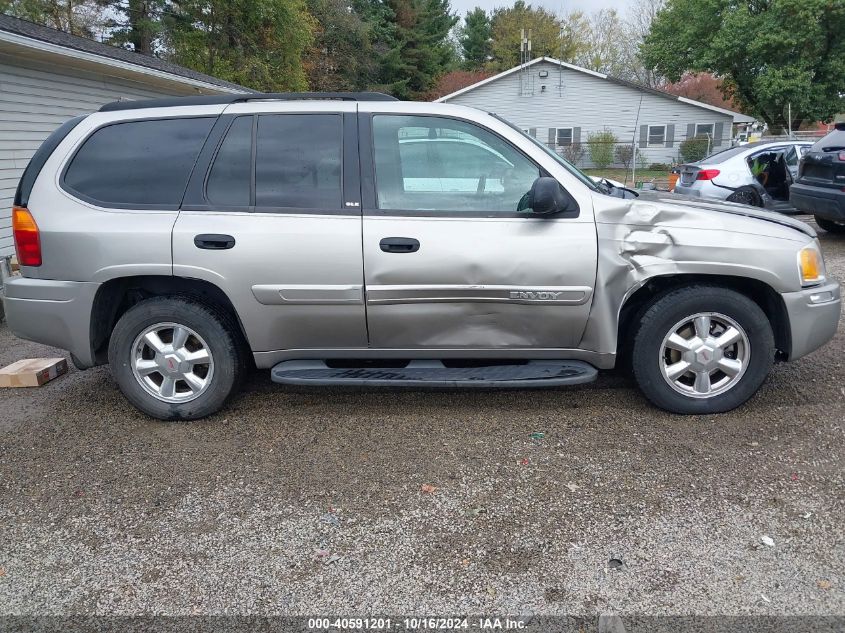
270, 359, 598, 388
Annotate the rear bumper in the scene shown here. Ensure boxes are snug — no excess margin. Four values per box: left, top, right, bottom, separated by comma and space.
0, 275, 99, 367
781, 281, 841, 361
790, 183, 845, 220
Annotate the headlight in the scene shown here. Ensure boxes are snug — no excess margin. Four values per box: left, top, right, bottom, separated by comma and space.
798, 245, 826, 286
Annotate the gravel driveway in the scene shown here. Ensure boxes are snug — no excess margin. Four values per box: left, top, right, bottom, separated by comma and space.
0, 217, 843, 623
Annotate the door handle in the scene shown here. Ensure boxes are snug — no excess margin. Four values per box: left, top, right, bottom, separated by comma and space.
194, 234, 235, 250
380, 237, 420, 253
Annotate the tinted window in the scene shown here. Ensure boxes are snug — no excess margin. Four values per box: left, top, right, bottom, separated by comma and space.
64, 117, 213, 206
255, 114, 342, 209
207, 116, 252, 206
373, 115, 540, 213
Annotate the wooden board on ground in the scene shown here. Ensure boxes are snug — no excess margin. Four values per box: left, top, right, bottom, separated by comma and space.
0, 358, 68, 388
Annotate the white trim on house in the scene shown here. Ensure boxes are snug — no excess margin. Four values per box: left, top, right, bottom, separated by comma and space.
437, 56, 756, 125
0, 29, 244, 94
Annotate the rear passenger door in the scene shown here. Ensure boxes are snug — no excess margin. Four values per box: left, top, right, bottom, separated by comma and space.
172, 102, 367, 359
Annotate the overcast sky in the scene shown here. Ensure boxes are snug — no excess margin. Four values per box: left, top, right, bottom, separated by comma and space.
449, 0, 636, 19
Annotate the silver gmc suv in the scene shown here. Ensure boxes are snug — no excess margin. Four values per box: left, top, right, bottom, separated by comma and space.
1, 93, 840, 420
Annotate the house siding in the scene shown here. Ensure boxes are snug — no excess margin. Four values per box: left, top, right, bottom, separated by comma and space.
442, 60, 735, 170
0, 52, 209, 258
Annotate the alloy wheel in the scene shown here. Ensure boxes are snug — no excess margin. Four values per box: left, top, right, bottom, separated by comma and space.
130, 322, 214, 403
658, 312, 750, 399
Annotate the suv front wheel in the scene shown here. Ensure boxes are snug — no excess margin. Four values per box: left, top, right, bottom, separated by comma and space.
108, 297, 246, 420
632, 286, 774, 414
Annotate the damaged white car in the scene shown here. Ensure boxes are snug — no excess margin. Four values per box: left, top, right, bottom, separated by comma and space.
1, 94, 840, 420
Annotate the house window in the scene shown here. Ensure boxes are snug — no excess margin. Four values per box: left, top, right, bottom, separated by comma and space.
695, 123, 714, 138
556, 127, 573, 146
648, 125, 666, 147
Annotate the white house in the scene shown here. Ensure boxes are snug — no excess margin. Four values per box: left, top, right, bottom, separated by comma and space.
437, 56, 756, 169
0, 14, 249, 259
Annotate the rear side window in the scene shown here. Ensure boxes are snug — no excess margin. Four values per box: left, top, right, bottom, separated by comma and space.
63, 117, 214, 207
255, 114, 342, 209
207, 116, 252, 206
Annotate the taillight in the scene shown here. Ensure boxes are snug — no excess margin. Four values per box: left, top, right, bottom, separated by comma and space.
12, 206, 42, 267
696, 169, 721, 180
838, 152, 845, 162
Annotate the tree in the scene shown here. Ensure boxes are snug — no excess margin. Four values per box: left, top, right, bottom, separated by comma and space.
489, 1, 563, 70
641, 0, 845, 131
576, 9, 627, 75
94, 0, 166, 54
378, 0, 458, 99
587, 129, 617, 169
618, 0, 664, 87
164, 0, 315, 92
663, 73, 741, 110
425, 68, 493, 99
458, 7, 490, 70
305, 0, 376, 91
615, 143, 634, 170
1, 0, 104, 37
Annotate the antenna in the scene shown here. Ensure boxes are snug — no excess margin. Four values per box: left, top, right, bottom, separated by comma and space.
519, 28, 533, 96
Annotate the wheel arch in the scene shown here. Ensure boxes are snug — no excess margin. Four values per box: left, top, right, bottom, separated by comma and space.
617, 274, 790, 364
88, 275, 251, 366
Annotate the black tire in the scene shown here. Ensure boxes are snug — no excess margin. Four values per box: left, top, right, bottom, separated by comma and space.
726, 187, 763, 207
631, 286, 774, 415
814, 215, 845, 234
108, 296, 246, 420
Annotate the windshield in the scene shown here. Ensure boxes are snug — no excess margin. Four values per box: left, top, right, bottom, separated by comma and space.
489, 113, 600, 191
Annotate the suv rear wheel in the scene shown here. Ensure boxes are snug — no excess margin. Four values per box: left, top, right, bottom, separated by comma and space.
108, 297, 246, 420
814, 216, 845, 234
631, 286, 774, 414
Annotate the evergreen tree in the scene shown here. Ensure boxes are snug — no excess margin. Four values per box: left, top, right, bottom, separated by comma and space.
305, 0, 376, 91
164, 0, 315, 92
379, 0, 458, 99
95, 0, 166, 54
458, 7, 490, 70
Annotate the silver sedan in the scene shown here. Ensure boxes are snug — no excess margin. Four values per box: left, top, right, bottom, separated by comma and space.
674, 140, 812, 211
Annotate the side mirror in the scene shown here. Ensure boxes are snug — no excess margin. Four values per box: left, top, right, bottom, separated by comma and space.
527, 177, 577, 215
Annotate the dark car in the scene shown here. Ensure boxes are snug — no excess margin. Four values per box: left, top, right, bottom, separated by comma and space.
790, 122, 845, 233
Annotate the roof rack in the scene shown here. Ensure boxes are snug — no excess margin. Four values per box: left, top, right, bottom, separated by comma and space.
99, 92, 398, 112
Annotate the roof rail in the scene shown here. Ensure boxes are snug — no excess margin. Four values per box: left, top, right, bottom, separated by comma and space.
99, 92, 398, 112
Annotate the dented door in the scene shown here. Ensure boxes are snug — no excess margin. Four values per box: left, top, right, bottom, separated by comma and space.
361, 113, 598, 349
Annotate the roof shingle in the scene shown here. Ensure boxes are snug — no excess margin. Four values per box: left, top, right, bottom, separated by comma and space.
0, 13, 250, 93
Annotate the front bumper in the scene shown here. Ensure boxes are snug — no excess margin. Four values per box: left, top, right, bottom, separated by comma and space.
781, 281, 841, 361
0, 273, 99, 367
790, 183, 845, 221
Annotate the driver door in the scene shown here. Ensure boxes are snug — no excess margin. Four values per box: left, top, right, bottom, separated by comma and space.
360, 112, 598, 350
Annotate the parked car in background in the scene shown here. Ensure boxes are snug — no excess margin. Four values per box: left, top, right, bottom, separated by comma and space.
0, 94, 839, 420
674, 140, 812, 211
790, 123, 845, 233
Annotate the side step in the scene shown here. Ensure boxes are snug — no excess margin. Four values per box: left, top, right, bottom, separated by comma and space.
271, 359, 598, 388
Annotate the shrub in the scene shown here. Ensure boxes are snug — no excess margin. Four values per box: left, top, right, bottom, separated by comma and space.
588, 129, 617, 169
679, 134, 711, 163
614, 144, 634, 170
561, 142, 586, 166
648, 162, 670, 171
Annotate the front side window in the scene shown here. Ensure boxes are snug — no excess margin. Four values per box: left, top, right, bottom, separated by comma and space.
648, 125, 666, 147
556, 128, 573, 146
373, 115, 540, 213
64, 117, 214, 207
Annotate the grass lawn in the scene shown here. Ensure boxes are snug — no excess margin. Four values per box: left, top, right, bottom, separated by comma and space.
583, 168, 670, 187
